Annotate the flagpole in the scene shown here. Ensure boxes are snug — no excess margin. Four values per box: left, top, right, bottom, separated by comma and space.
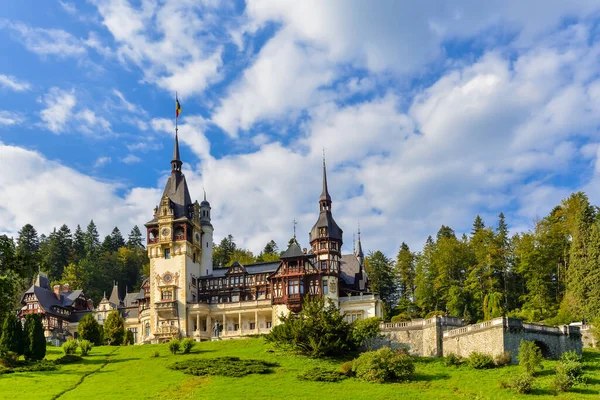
175, 91, 178, 136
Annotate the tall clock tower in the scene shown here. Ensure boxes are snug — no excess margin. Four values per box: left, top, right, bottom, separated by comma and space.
144, 130, 213, 342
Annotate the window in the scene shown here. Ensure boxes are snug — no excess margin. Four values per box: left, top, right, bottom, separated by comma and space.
266, 321, 272, 328
320, 260, 327, 270
232, 295, 239, 302
288, 280, 299, 295
300, 280, 304, 294
323, 280, 328, 295
234, 323, 240, 331
250, 322, 256, 329
145, 323, 150, 337
257, 291, 264, 300
319, 227, 327, 237
164, 248, 171, 259
320, 242, 327, 250
345, 312, 363, 323
274, 282, 283, 298
129, 328, 138, 344
161, 290, 172, 300
331, 242, 337, 250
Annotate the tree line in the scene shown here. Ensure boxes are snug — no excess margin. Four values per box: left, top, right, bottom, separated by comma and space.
365, 191, 600, 325
0, 221, 148, 315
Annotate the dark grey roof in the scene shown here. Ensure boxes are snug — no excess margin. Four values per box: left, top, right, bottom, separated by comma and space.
280, 241, 306, 259
135, 287, 146, 300
320, 159, 332, 204
108, 284, 120, 307
123, 293, 138, 308
161, 172, 192, 220
172, 131, 181, 163
71, 310, 92, 323
35, 273, 50, 290
340, 254, 360, 286
63, 290, 83, 307
309, 211, 343, 243
200, 261, 280, 279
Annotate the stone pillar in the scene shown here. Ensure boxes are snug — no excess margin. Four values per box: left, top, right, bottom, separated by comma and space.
223, 314, 226, 336
255, 310, 259, 333
238, 312, 242, 334
196, 314, 200, 332
206, 315, 211, 333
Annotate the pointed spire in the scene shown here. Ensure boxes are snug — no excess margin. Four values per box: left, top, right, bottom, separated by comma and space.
171, 129, 182, 173
356, 223, 364, 259
319, 151, 332, 206
203, 189, 207, 202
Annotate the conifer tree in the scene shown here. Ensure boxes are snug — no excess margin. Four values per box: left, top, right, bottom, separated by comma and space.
0, 312, 23, 355
84, 220, 101, 257
127, 226, 144, 249
72, 224, 86, 262
23, 314, 45, 361
395, 242, 415, 302
365, 251, 397, 320
16, 224, 39, 279
104, 310, 125, 345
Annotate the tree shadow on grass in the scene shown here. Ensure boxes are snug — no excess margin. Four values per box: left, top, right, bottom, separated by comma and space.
81, 358, 140, 365
533, 369, 554, 377
412, 372, 450, 382
571, 387, 600, 395
529, 387, 555, 396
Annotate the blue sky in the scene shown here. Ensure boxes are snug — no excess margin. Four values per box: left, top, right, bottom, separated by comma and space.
1, 1, 600, 256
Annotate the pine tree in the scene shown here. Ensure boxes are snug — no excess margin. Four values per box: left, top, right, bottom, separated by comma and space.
40, 226, 72, 281
414, 236, 436, 314
72, 225, 86, 262
471, 215, 485, 236
110, 227, 126, 251
395, 242, 415, 302
0, 235, 16, 275
84, 220, 101, 257
365, 250, 397, 320
0, 312, 23, 355
23, 314, 45, 361
16, 224, 39, 279
127, 226, 144, 249
213, 235, 236, 267
77, 313, 103, 345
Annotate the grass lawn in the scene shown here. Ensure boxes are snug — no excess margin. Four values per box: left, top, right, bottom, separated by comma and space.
0, 339, 599, 399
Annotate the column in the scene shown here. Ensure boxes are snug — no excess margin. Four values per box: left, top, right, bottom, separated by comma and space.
206, 315, 212, 334
196, 314, 200, 333
222, 314, 226, 337
254, 310, 258, 333
238, 312, 242, 335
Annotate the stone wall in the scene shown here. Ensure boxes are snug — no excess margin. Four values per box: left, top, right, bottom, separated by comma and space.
380, 316, 583, 362
581, 326, 597, 349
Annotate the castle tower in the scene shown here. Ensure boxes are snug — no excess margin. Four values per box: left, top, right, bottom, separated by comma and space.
144, 129, 204, 342
199, 191, 213, 277
309, 157, 343, 301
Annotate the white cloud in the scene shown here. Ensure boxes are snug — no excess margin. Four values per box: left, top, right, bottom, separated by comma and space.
0, 111, 24, 126
39, 87, 76, 133
151, 115, 211, 161
127, 141, 162, 152
76, 109, 112, 135
91, 0, 231, 96
94, 156, 112, 168
0, 143, 154, 237
121, 154, 142, 164
0, 74, 31, 91
0, 20, 86, 58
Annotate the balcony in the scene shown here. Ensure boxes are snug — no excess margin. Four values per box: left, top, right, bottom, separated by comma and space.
148, 237, 159, 244
154, 325, 179, 337
154, 301, 177, 310
175, 234, 185, 241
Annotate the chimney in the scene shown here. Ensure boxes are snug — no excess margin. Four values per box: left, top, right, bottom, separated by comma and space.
53, 285, 61, 300
62, 283, 71, 293
303, 248, 307, 254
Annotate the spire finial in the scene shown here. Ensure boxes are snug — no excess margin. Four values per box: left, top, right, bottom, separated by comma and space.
293, 218, 298, 239
204, 189, 207, 201
319, 150, 332, 207
172, 93, 183, 173
353, 233, 356, 253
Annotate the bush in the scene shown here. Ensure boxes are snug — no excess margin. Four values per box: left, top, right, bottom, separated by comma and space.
0, 351, 19, 367
62, 340, 78, 355
151, 350, 160, 358
351, 317, 381, 350
351, 347, 415, 383
495, 351, 512, 366
560, 350, 582, 363
168, 339, 180, 354
55, 354, 83, 364
390, 313, 412, 323
124, 329, 134, 345
518, 340, 543, 375
552, 371, 573, 393
168, 357, 277, 377
181, 338, 195, 354
77, 314, 103, 345
445, 353, 462, 367
424, 310, 445, 319
501, 373, 534, 394
266, 297, 355, 357
0, 313, 23, 355
79, 340, 92, 356
466, 352, 494, 369
297, 366, 346, 382
340, 361, 354, 377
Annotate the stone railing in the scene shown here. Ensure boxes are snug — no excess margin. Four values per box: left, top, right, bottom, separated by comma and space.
522, 322, 560, 334
154, 300, 177, 310
210, 299, 272, 310
444, 317, 505, 338
339, 293, 377, 302
381, 320, 423, 330
155, 325, 178, 335
140, 308, 150, 318
381, 316, 466, 331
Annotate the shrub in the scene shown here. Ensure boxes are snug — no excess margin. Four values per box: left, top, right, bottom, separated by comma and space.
340, 361, 354, 376
124, 329, 134, 345
560, 350, 582, 363
0, 351, 19, 367
351, 317, 381, 350
0, 313, 23, 355
390, 313, 412, 323
151, 350, 160, 358
79, 340, 92, 356
266, 297, 355, 357
495, 351, 512, 366
552, 371, 572, 393
297, 367, 347, 382
168, 339, 180, 354
424, 310, 445, 319
55, 354, 83, 364
23, 314, 45, 361
104, 311, 125, 345
518, 340, 543, 375
351, 347, 415, 383
466, 352, 494, 369
168, 357, 277, 377
77, 314, 103, 345
501, 373, 534, 394
62, 340, 78, 355
181, 338, 195, 354
445, 353, 461, 367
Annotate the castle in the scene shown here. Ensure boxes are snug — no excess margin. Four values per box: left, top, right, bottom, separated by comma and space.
19, 130, 382, 344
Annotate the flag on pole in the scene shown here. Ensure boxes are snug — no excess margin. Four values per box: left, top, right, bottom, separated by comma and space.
176, 95, 182, 119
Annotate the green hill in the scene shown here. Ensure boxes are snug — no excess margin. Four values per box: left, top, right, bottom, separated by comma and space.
1, 339, 599, 399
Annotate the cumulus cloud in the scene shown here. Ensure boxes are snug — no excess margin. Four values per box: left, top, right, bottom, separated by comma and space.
94, 156, 112, 168
121, 154, 142, 164
0, 20, 86, 58
0, 74, 31, 91
0, 111, 24, 126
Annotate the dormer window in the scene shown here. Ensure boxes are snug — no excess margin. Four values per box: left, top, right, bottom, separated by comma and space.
319, 227, 327, 237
